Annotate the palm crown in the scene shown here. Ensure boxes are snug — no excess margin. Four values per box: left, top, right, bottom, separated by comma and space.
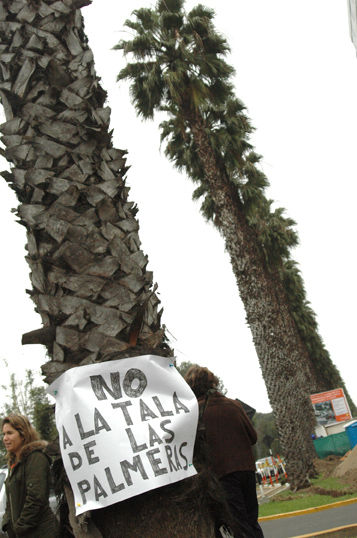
116, 0, 353, 416
116, 1, 298, 266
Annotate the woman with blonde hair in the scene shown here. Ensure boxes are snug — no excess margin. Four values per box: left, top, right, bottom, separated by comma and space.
1, 414, 59, 537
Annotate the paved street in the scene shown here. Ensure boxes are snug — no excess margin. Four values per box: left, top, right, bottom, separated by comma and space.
260, 500, 357, 538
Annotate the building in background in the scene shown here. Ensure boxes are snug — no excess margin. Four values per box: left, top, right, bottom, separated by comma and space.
348, 0, 357, 54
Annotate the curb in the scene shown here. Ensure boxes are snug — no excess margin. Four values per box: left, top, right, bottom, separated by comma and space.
258, 496, 357, 521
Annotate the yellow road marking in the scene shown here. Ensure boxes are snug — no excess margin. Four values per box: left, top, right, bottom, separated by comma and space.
291, 522, 357, 537
259, 497, 357, 521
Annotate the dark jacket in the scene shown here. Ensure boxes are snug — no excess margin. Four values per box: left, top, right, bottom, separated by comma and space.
199, 392, 257, 478
2, 440, 59, 538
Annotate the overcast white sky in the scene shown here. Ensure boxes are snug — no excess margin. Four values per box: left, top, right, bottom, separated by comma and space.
0, 0, 356, 414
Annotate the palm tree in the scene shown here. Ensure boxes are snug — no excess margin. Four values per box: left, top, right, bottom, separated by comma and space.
0, 1, 222, 536
115, 0, 355, 488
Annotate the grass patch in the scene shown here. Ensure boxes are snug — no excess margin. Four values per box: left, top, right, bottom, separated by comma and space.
258, 474, 357, 517
310, 475, 352, 490
259, 492, 357, 517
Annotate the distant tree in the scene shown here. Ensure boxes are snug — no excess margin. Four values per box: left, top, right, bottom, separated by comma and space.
0, 363, 57, 443
253, 412, 281, 460
27, 374, 57, 442
0, 364, 57, 466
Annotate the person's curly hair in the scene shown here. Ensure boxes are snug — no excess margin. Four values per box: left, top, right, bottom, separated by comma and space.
184, 365, 219, 398
2, 414, 40, 462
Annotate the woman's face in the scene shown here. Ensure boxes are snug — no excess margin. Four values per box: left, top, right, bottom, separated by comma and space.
2, 423, 24, 456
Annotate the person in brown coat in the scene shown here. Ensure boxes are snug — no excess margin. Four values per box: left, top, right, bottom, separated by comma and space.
1, 414, 59, 538
185, 365, 264, 538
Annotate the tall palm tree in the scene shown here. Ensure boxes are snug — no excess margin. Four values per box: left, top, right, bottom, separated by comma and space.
0, 1, 222, 536
115, 0, 355, 488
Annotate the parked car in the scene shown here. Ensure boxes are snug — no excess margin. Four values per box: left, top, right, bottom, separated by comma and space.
0, 467, 8, 537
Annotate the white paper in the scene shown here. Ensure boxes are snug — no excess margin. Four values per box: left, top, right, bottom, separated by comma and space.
48, 355, 198, 515
331, 396, 349, 417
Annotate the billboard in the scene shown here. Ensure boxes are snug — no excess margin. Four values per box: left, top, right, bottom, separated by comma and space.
310, 388, 352, 426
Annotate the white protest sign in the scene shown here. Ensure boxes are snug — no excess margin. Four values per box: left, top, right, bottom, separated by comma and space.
48, 355, 198, 515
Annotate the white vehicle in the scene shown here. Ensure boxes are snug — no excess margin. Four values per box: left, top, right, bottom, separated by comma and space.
0, 468, 8, 538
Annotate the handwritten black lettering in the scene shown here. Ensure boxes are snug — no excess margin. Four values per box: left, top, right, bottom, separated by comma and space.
152, 396, 173, 417
68, 452, 82, 471
164, 445, 177, 472
77, 479, 90, 505
148, 424, 163, 447
90, 372, 122, 400
94, 408, 111, 434
105, 466, 125, 494
125, 427, 148, 453
173, 392, 190, 414
75, 413, 95, 440
62, 426, 73, 450
146, 448, 168, 477
174, 444, 182, 470
112, 400, 133, 426
83, 440, 99, 465
94, 475, 108, 501
160, 419, 175, 443
179, 442, 189, 470
123, 369, 147, 398
120, 455, 149, 486
139, 399, 158, 421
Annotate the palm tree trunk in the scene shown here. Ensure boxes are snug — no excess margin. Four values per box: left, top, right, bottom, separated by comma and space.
0, 1, 220, 535
0, 0, 169, 375
188, 113, 317, 488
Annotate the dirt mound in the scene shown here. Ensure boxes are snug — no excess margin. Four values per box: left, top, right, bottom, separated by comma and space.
340, 468, 357, 489
333, 444, 357, 479
314, 455, 341, 477
269, 453, 357, 503
313, 452, 357, 490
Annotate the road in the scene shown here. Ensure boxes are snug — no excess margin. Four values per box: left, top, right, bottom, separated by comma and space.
260, 500, 357, 538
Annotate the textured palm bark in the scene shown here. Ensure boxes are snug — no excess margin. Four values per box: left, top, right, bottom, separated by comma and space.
0, 0, 172, 377
189, 114, 317, 487
0, 1, 218, 536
